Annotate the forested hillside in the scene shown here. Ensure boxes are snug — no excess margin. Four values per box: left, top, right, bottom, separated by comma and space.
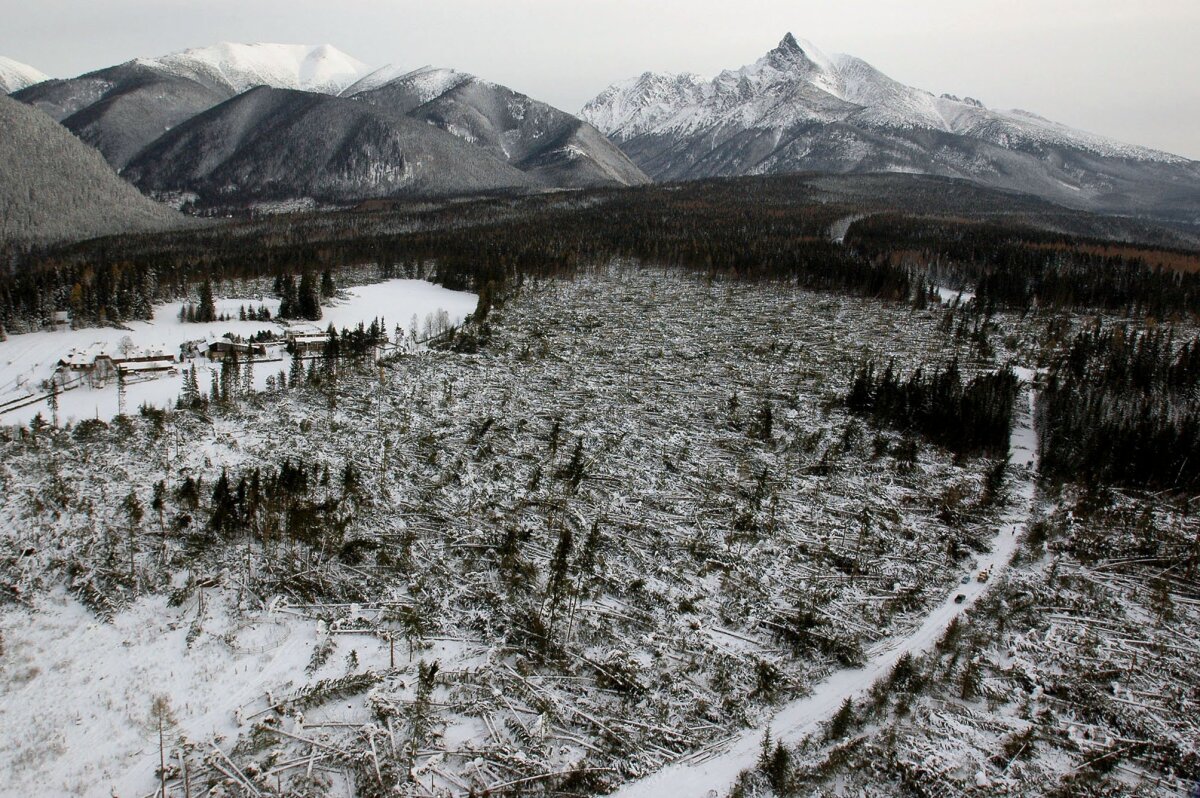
0, 95, 184, 247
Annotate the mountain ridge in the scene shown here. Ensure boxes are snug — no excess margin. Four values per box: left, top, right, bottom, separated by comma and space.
580, 33, 1199, 222
138, 42, 373, 96
350, 66, 649, 189
13, 43, 648, 201
585, 33, 1187, 164
121, 86, 542, 206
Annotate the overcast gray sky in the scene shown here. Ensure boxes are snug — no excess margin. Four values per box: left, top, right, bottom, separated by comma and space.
3, 0, 1197, 159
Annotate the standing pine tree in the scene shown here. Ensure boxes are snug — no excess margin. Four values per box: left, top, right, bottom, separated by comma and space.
289, 351, 305, 388
320, 270, 336, 299
545, 524, 574, 631
277, 274, 298, 319
122, 489, 144, 585
47, 386, 59, 428
298, 272, 321, 321
209, 469, 237, 538
197, 280, 217, 323
151, 480, 166, 540
178, 364, 201, 408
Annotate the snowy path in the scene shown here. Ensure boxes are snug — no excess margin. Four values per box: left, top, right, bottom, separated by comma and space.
610, 380, 1040, 798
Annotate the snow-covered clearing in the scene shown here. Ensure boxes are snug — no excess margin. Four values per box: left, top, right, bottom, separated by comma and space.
611, 379, 1039, 798
0, 279, 476, 426
0, 585, 489, 797
936, 286, 976, 306
0, 589, 314, 796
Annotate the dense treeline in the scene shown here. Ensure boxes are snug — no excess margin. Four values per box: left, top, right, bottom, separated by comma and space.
0, 179, 945, 331
2, 176, 1197, 334
848, 214, 1200, 317
1039, 324, 1200, 491
846, 358, 1019, 456
157, 457, 363, 577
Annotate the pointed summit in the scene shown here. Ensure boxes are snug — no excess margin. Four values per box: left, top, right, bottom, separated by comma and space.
768, 32, 808, 65
761, 33, 837, 81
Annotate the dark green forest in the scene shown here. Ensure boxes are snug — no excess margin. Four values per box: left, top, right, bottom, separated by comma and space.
3, 176, 1199, 334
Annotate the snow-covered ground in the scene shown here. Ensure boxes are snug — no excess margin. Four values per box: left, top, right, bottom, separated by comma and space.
0, 279, 476, 427
936, 285, 976, 305
0, 270, 1055, 796
0, 589, 317, 797
611, 380, 1039, 798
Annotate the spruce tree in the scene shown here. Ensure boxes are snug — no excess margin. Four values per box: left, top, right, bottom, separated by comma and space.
298, 272, 321, 320
197, 280, 216, 323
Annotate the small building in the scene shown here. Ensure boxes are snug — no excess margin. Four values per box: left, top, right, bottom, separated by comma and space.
285, 326, 330, 357
118, 359, 179, 382
59, 342, 111, 373
206, 339, 268, 361
49, 311, 71, 330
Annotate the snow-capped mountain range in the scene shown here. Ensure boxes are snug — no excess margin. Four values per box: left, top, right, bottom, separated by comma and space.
0, 55, 48, 94
584, 34, 1181, 164
583, 34, 1200, 221
4, 36, 1198, 221
138, 42, 372, 96
9, 41, 646, 205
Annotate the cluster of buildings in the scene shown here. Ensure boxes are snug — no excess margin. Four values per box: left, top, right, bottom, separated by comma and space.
53, 341, 179, 389
50, 327, 335, 391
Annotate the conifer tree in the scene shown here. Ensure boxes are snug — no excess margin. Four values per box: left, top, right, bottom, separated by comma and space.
298, 272, 321, 320
197, 280, 216, 323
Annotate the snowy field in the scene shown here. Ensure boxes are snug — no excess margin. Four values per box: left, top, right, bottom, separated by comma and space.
0, 589, 315, 796
0, 279, 477, 427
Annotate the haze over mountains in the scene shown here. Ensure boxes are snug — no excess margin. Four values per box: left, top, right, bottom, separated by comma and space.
3, 35, 1199, 226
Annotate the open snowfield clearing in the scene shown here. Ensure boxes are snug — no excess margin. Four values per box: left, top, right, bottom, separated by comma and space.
0, 590, 313, 797
0, 589, 486, 798
0, 279, 476, 426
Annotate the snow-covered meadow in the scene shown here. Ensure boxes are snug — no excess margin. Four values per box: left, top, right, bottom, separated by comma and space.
0, 279, 477, 427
